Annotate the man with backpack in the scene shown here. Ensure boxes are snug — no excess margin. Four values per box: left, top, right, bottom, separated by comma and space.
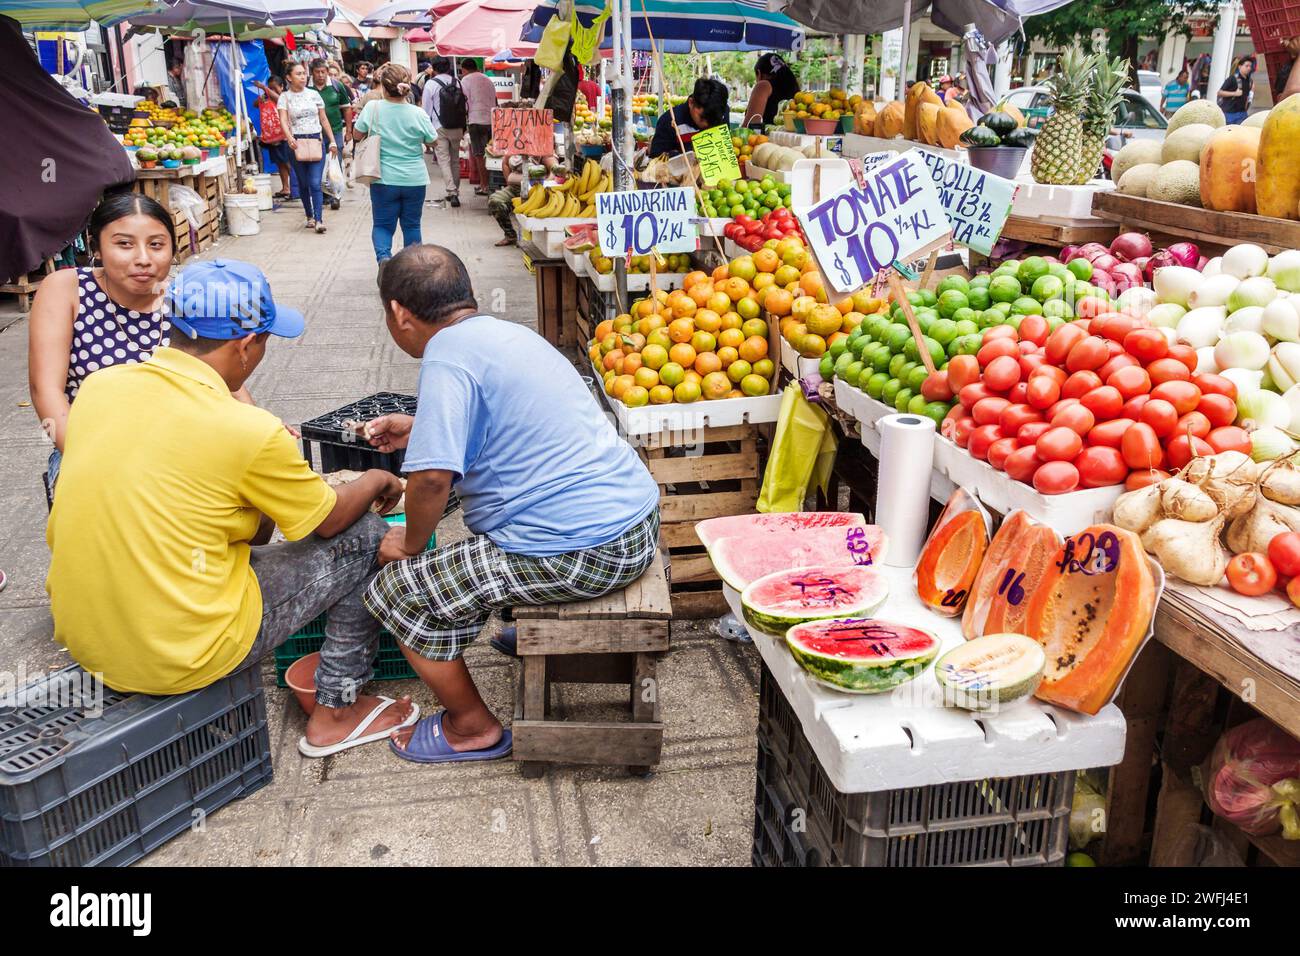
421, 57, 467, 207
310, 58, 353, 210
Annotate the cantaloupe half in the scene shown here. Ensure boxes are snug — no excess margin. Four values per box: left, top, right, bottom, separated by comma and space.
914, 508, 989, 617
1024, 525, 1155, 715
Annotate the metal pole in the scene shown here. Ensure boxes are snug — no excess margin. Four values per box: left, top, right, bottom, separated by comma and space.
1207, 0, 1238, 105
898, 0, 912, 88
611, 0, 630, 311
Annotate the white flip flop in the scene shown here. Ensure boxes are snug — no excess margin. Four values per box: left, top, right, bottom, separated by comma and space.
297, 696, 420, 758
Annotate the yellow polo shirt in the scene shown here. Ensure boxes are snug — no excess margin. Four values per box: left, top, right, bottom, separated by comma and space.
46, 347, 337, 695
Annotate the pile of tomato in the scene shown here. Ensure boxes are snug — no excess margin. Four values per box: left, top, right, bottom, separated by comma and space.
926, 302, 1253, 495
721, 207, 806, 253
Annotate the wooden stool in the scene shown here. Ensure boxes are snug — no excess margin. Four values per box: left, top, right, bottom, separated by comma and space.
513, 552, 672, 778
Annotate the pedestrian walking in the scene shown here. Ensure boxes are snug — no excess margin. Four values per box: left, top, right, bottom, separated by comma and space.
253, 76, 292, 199
353, 64, 438, 265
1161, 69, 1190, 116
458, 59, 496, 196
279, 61, 338, 233
1217, 55, 1256, 125
310, 57, 353, 210
421, 57, 467, 207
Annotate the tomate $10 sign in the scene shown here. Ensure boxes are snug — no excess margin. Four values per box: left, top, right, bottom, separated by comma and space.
596, 187, 698, 256
796, 151, 950, 296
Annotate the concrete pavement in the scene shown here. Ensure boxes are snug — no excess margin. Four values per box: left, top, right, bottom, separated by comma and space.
0, 166, 761, 866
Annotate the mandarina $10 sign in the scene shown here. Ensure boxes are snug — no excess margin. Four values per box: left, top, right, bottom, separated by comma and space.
596, 187, 698, 256
795, 151, 950, 295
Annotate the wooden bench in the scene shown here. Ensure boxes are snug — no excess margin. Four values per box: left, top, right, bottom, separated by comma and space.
512, 551, 673, 778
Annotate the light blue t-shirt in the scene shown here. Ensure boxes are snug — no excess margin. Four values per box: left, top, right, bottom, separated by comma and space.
403, 315, 660, 556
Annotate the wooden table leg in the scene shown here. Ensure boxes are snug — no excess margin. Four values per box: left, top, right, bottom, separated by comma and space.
628, 652, 660, 777
519, 654, 549, 779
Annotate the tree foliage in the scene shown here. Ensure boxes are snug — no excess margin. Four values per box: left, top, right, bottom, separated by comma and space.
1023, 0, 1221, 71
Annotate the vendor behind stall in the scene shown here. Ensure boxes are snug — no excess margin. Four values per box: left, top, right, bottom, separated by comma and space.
647, 76, 729, 158
742, 53, 798, 129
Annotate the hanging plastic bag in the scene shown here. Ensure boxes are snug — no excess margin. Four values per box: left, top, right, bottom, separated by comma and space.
165, 183, 205, 228
1203, 718, 1300, 839
756, 383, 836, 514
912, 487, 992, 617
534, 16, 572, 70
570, 2, 611, 66
323, 154, 346, 196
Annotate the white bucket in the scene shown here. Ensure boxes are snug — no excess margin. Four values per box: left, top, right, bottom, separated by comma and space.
224, 195, 261, 237
253, 173, 274, 211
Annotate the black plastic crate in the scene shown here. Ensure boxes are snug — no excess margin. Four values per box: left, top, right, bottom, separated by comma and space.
98, 104, 135, 133
300, 392, 418, 474
0, 666, 272, 867
754, 662, 1072, 867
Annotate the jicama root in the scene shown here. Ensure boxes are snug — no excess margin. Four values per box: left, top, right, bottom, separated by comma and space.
1142, 514, 1231, 586
1259, 454, 1300, 507
1226, 495, 1300, 555
1160, 478, 1219, 522
1180, 451, 1259, 519
1112, 483, 1164, 534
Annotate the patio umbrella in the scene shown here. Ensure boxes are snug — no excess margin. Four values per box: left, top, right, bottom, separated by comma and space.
0, 0, 164, 29
524, 0, 804, 53
122, 0, 326, 32
432, 0, 536, 56
358, 0, 428, 26
767, 0, 1074, 47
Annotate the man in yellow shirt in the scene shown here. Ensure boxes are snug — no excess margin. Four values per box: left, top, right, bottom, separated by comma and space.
46, 259, 418, 757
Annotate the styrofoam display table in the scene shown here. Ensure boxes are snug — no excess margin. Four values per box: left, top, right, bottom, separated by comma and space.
1010, 177, 1114, 221
562, 244, 591, 279
592, 362, 783, 438
723, 565, 1127, 793
587, 269, 689, 295
515, 214, 596, 258
779, 336, 822, 379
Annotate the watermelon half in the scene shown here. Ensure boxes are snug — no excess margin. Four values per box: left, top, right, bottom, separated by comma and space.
935, 633, 1046, 712
786, 619, 940, 694
740, 565, 889, 636
710, 523, 888, 591
696, 511, 866, 552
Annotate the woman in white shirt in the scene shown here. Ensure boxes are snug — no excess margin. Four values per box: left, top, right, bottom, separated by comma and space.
277, 61, 338, 233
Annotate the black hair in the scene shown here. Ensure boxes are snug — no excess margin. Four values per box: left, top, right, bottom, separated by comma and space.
460, 59, 479, 72
690, 77, 730, 127
431, 56, 452, 75
308, 57, 328, 72
89, 191, 176, 254
169, 330, 269, 357
755, 52, 799, 105
380, 245, 478, 324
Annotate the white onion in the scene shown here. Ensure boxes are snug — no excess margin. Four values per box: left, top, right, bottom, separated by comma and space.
1267, 249, 1300, 292
1221, 366, 1264, 398
1215, 331, 1272, 371
1188, 274, 1241, 309
1202, 257, 1223, 277
1238, 387, 1292, 429
1159, 326, 1178, 346
1153, 266, 1205, 307
1147, 303, 1186, 329
1284, 384, 1300, 435
1251, 426, 1299, 462
1268, 342, 1300, 392
1221, 243, 1270, 280
1175, 306, 1227, 349
1262, 298, 1300, 343
1115, 286, 1157, 318
1227, 276, 1278, 312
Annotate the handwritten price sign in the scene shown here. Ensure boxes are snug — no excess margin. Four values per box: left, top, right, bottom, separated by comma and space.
795, 151, 950, 296
491, 108, 553, 157
692, 124, 741, 186
916, 150, 1017, 256
596, 187, 698, 256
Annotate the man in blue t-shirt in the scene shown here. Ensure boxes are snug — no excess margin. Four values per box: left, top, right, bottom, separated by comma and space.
361, 245, 661, 764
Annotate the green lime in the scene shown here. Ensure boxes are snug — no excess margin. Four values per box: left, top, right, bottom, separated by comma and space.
865, 371, 889, 399
819, 355, 835, 378
951, 333, 982, 356
917, 289, 938, 308
906, 364, 929, 392
1046, 315, 1067, 332
953, 318, 979, 337
888, 353, 908, 378
993, 301, 1014, 317
893, 387, 914, 412
881, 377, 902, 406
966, 286, 992, 311
936, 289, 970, 318
870, 345, 892, 373
951, 306, 978, 326
1042, 299, 1072, 320
923, 401, 950, 427
989, 275, 1022, 303
843, 361, 865, 387
1065, 852, 1096, 867
1018, 256, 1050, 286
884, 325, 912, 353
1048, 262, 1070, 281
907, 393, 930, 415
1012, 296, 1043, 316
937, 275, 970, 296
978, 309, 1003, 328
1067, 258, 1093, 281
968, 274, 991, 289
1031, 275, 1064, 301
929, 318, 958, 346
834, 351, 855, 375
829, 339, 848, 359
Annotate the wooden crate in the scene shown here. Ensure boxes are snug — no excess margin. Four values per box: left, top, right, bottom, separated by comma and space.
638, 422, 765, 618
529, 254, 574, 349
1092, 191, 1300, 256
1, 258, 57, 312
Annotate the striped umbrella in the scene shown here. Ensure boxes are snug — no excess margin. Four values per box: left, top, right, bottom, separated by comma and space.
523, 0, 804, 53
0, 0, 166, 29
357, 0, 428, 26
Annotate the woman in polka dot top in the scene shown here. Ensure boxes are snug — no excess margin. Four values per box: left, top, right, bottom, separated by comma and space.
28, 192, 175, 487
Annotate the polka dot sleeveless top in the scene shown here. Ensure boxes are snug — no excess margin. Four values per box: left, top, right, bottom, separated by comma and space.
67, 268, 169, 401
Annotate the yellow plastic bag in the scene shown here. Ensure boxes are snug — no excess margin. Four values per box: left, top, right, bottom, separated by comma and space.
571, 2, 611, 65
534, 16, 572, 70
757, 384, 837, 513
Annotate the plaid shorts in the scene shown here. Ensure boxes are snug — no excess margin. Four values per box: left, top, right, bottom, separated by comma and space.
364, 509, 660, 661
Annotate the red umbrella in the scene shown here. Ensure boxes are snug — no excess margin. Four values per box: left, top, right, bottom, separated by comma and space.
431, 0, 537, 56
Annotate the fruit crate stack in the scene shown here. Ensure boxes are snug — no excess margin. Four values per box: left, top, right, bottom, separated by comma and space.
300, 392, 418, 474
132, 167, 224, 262
753, 662, 1075, 867
0, 666, 272, 867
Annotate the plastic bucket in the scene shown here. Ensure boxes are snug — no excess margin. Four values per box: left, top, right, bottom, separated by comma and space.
224, 194, 261, 237
253, 173, 274, 211
967, 146, 1027, 179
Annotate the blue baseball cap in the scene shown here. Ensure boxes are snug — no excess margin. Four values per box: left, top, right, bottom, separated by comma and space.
165, 259, 305, 341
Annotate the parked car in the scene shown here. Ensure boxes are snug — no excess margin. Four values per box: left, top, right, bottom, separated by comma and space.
1135, 70, 1163, 111
1002, 85, 1168, 148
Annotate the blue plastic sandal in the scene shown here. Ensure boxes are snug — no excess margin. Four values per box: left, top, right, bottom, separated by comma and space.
389, 711, 513, 764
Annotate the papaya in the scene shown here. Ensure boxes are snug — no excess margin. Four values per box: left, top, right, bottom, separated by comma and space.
981, 524, 1061, 637
918, 101, 942, 145
937, 104, 975, 149
1024, 525, 1155, 716
962, 511, 1037, 639
914, 495, 990, 617
875, 100, 904, 138
1200, 125, 1260, 213
1256, 95, 1300, 219
853, 99, 877, 136
903, 83, 923, 140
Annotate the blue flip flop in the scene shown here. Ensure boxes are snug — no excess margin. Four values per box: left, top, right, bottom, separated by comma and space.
389, 711, 513, 764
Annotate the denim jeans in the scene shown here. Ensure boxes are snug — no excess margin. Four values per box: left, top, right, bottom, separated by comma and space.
290, 134, 326, 220
239, 512, 388, 708
1224, 110, 1249, 125
369, 183, 427, 262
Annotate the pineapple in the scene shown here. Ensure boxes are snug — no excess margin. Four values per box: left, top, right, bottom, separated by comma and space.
1030, 48, 1097, 185
1079, 56, 1130, 184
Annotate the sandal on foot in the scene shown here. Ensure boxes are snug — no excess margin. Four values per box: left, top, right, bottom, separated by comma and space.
315, 222, 327, 234
494, 237, 516, 247
389, 711, 512, 764
489, 625, 518, 658
298, 697, 420, 758
305, 219, 316, 230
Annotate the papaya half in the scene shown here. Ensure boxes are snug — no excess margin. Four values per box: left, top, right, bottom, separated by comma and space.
1024, 524, 1155, 716
875, 100, 905, 138
981, 524, 1061, 637
1200, 125, 1260, 213
1254, 96, 1300, 219
914, 504, 990, 617
937, 104, 975, 149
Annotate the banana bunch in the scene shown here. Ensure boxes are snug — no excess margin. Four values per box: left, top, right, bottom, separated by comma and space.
510, 162, 611, 219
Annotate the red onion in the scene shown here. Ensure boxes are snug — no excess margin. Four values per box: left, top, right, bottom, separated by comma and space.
1110, 262, 1145, 290
1091, 270, 1119, 297
1196, 256, 1209, 271
1144, 250, 1179, 281
1080, 242, 1110, 262
1165, 241, 1200, 268
1060, 245, 1083, 262
1131, 255, 1151, 273
1109, 231, 1154, 262
1091, 253, 1121, 273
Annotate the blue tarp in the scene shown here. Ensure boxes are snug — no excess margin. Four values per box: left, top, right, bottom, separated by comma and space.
212, 39, 269, 136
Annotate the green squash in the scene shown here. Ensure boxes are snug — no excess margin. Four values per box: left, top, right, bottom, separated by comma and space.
979, 111, 1018, 137
1002, 127, 1039, 149
962, 125, 1002, 148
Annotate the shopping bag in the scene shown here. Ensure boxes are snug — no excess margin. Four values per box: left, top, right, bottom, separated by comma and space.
534, 17, 571, 70
571, 2, 611, 65
756, 384, 837, 513
323, 155, 346, 195
353, 133, 381, 184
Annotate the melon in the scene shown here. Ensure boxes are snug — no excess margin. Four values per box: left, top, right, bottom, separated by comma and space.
913, 491, 990, 616
1117, 162, 1160, 197
1162, 123, 1216, 165
935, 634, 1046, 711
740, 565, 889, 635
1024, 525, 1156, 715
696, 510, 867, 551
1111, 139, 1163, 183
785, 618, 939, 694
1167, 99, 1225, 135
710, 524, 887, 591
1147, 160, 1202, 206
1244, 110, 1269, 129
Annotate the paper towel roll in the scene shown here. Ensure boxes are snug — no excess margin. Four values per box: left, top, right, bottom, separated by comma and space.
874, 413, 936, 567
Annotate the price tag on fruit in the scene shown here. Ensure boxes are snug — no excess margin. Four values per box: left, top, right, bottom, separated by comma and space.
795, 151, 950, 296
692, 124, 742, 186
491, 108, 553, 157
596, 187, 698, 256
915, 149, 1017, 256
